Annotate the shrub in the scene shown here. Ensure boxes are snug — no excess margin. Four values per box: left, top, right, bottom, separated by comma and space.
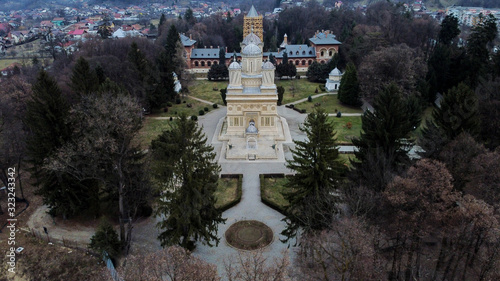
175, 99, 181, 104
301, 109, 307, 113
89, 217, 121, 260
296, 75, 301, 79
212, 103, 218, 108
315, 88, 319, 93
204, 107, 209, 112
191, 115, 198, 121
182, 100, 186, 103
337, 111, 342, 117
169, 117, 173, 121
163, 107, 168, 113
166, 102, 173, 107
199, 110, 205, 116
319, 85, 326, 91
345, 122, 353, 129
289, 104, 294, 108
308, 95, 312, 102
186, 103, 192, 108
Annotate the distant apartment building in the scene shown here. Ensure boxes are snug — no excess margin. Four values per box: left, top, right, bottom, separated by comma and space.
446, 6, 500, 26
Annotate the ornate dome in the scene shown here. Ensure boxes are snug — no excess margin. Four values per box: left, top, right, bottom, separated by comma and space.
229, 61, 241, 70
242, 43, 261, 56
329, 67, 342, 76
242, 32, 262, 46
262, 61, 275, 70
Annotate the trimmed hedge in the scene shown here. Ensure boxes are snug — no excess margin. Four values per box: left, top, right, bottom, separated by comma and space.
259, 174, 290, 215
217, 174, 243, 212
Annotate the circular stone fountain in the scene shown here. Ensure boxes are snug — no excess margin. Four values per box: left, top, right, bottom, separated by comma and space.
225, 220, 274, 250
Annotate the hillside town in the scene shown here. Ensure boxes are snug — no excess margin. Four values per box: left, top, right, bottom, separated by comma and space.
1, 1, 499, 75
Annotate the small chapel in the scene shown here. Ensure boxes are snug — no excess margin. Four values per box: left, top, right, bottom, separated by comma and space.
218, 30, 287, 160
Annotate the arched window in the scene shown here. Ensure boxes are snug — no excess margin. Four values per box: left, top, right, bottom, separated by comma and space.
321, 51, 324, 57
296, 51, 299, 55
295, 60, 299, 65
195, 61, 199, 66
201, 61, 205, 66
329, 50, 332, 56
308, 60, 313, 65
301, 60, 306, 65
302, 51, 305, 55
309, 51, 312, 55
289, 51, 292, 55
207, 61, 211, 66
214, 61, 218, 65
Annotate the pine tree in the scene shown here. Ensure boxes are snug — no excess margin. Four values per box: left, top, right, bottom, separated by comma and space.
281, 107, 346, 241
351, 83, 420, 192
70, 56, 97, 96
150, 50, 175, 108
277, 86, 284, 106
219, 47, 226, 65
338, 62, 361, 106
128, 41, 149, 81
25, 70, 86, 218
432, 83, 480, 140
152, 115, 225, 250
439, 14, 460, 45
165, 24, 181, 58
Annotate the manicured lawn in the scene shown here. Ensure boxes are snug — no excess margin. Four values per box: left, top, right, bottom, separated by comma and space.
295, 94, 363, 114
260, 176, 290, 211
275, 79, 325, 104
136, 118, 173, 149
329, 116, 363, 143
187, 80, 227, 104
149, 99, 212, 118
214, 177, 240, 209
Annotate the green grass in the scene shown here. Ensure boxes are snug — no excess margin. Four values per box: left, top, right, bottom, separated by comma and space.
187, 80, 227, 104
0, 59, 20, 69
214, 177, 239, 209
338, 153, 357, 168
329, 116, 363, 144
295, 95, 363, 114
411, 106, 434, 139
261, 177, 290, 210
187, 79, 327, 105
136, 118, 173, 149
276, 79, 325, 104
150, 99, 211, 117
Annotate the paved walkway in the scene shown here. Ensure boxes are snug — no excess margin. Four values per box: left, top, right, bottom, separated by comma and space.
285, 92, 331, 105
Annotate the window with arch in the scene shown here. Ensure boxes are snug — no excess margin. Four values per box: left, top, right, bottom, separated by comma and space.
295, 60, 299, 65
309, 51, 312, 55
308, 60, 312, 65
329, 50, 332, 56
201, 61, 205, 66
214, 61, 218, 65
302, 51, 305, 55
207, 61, 211, 66
321, 51, 324, 57
289, 51, 292, 55
301, 60, 306, 65
195, 61, 199, 66
296, 51, 299, 55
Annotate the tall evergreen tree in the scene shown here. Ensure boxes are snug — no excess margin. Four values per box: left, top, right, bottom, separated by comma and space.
24, 70, 86, 218
338, 62, 361, 106
466, 14, 498, 87
351, 83, 420, 192
432, 83, 480, 140
281, 108, 346, 241
128, 41, 149, 81
165, 24, 181, 58
152, 115, 225, 250
151, 50, 175, 107
184, 8, 196, 25
439, 14, 460, 45
70, 56, 97, 96
219, 47, 226, 65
